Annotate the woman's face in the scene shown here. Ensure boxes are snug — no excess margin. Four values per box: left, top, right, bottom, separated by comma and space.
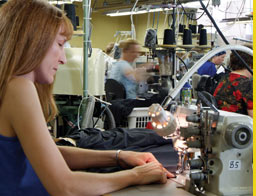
213, 54, 226, 65
126, 44, 140, 63
34, 27, 67, 84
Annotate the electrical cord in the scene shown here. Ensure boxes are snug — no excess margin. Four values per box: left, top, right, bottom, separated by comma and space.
177, 0, 210, 21
93, 105, 107, 127
177, 56, 188, 71
199, 0, 252, 75
77, 96, 90, 129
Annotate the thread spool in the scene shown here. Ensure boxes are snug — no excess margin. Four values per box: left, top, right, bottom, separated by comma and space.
198, 24, 204, 34
199, 28, 207, 45
179, 24, 185, 33
76, 16, 79, 26
163, 29, 175, 45
55, 4, 61, 9
189, 24, 197, 34
183, 29, 192, 45
64, 4, 77, 30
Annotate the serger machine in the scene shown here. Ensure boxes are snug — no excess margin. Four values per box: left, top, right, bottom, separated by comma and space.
149, 102, 253, 196
147, 45, 253, 196
173, 104, 252, 196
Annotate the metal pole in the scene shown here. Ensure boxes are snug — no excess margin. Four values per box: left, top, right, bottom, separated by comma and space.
83, 0, 90, 97
80, 0, 91, 129
171, 1, 176, 88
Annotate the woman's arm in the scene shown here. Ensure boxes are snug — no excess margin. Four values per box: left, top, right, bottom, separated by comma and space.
58, 146, 174, 178
58, 146, 118, 169
6, 78, 168, 196
247, 109, 253, 118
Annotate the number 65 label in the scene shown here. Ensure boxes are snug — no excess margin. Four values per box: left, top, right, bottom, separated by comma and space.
228, 160, 241, 170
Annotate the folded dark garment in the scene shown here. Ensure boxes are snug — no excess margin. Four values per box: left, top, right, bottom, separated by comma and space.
57, 127, 178, 173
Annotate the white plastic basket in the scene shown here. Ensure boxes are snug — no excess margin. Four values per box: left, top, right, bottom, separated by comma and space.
127, 107, 151, 129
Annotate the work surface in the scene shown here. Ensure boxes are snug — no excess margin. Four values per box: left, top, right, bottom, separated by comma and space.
105, 179, 195, 196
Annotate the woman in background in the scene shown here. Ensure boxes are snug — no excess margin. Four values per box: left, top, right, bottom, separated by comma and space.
0, 1, 173, 195
197, 51, 226, 77
109, 39, 152, 99
213, 49, 253, 118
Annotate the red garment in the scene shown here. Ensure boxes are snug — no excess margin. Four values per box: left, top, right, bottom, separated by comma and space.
213, 73, 253, 115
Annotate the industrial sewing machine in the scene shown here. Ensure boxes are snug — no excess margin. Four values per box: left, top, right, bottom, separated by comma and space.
149, 102, 253, 196
175, 104, 253, 196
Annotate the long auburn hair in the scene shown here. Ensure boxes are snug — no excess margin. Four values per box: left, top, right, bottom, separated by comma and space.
0, 0, 73, 122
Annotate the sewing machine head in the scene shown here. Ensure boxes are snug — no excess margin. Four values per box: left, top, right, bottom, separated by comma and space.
149, 102, 253, 195
173, 104, 253, 196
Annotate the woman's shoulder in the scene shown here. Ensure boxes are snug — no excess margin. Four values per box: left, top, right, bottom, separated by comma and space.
8, 77, 35, 89
6, 77, 37, 99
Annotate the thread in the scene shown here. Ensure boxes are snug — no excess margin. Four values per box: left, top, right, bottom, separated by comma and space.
189, 24, 197, 34
198, 24, 204, 33
183, 29, 192, 45
144, 29, 158, 48
163, 29, 175, 45
179, 24, 185, 33
76, 16, 79, 27
199, 28, 207, 45
64, 4, 77, 30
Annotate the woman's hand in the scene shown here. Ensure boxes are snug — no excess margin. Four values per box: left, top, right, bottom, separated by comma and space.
118, 151, 175, 178
131, 162, 168, 185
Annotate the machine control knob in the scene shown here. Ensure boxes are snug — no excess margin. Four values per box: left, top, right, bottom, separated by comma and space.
186, 115, 200, 123
188, 159, 204, 169
190, 172, 207, 181
180, 126, 200, 138
225, 123, 252, 149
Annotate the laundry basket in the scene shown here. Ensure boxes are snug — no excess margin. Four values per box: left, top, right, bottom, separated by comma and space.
126, 107, 151, 129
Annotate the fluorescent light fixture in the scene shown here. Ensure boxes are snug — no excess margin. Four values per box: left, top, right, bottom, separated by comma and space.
48, 0, 82, 4
107, 10, 147, 16
105, 4, 200, 17
106, 7, 175, 17
49, 1, 67, 4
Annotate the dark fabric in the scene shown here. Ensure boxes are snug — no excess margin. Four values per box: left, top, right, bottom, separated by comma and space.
66, 127, 172, 150
85, 144, 178, 173
59, 127, 178, 173
109, 90, 168, 127
213, 73, 253, 115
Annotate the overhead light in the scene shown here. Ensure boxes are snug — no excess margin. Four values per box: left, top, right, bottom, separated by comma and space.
106, 5, 177, 17
49, 1, 68, 4
48, 0, 82, 4
107, 9, 147, 16
105, 4, 200, 17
